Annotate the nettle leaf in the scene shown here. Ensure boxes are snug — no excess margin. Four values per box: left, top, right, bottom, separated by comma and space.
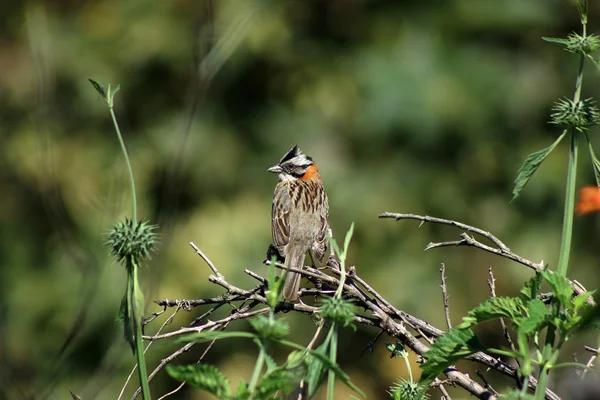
457, 297, 525, 329
419, 328, 485, 385
520, 272, 543, 301
542, 36, 571, 48
572, 290, 595, 312
541, 270, 573, 308
520, 299, 550, 335
256, 352, 307, 400
511, 131, 567, 201
167, 363, 230, 398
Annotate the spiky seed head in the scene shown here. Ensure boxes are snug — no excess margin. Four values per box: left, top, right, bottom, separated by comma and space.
106, 219, 158, 263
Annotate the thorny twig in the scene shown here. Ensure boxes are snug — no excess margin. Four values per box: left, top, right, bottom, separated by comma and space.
137, 214, 579, 400
379, 212, 590, 299
487, 267, 518, 365
440, 263, 452, 330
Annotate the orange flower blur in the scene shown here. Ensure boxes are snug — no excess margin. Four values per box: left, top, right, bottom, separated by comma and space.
575, 185, 600, 216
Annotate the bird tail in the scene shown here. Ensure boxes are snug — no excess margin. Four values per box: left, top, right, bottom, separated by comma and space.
282, 248, 305, 302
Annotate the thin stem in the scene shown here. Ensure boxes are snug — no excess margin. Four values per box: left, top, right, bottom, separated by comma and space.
248, 344, 266, 394
534, 364, 550, 400
403, 354, 413, 384
129, 260, 151, 399
110, 106, 137, 222
327, 323, 338, 399
557, 131, 578, 276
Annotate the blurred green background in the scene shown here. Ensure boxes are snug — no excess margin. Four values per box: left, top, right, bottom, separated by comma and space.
2, 0, 600, 398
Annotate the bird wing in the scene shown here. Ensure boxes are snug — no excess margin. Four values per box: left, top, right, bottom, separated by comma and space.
313, 187, 329, 263
272, 182, 291, 251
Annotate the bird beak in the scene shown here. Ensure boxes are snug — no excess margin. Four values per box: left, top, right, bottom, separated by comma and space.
268, 165, 282, 174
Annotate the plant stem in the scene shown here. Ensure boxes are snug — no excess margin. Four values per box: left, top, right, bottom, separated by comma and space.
129, 260, 151, 399
248, 344, 266, 394
556, 23, 585, 277
556, 131, 578, 276
110, 106, 137, 222
327, 323, 338, 400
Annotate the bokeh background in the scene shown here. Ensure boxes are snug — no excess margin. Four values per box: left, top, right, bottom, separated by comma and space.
2, 0, 600, 398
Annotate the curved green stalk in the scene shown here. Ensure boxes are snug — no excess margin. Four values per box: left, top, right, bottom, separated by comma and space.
109, 105, 137, 222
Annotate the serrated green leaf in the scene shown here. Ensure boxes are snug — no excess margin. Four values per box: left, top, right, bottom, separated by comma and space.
542, 37, 571, 46
520, 299, 550, 334
419, 328, 485, 385
236, 379, 251, 400
167, 363, 230, 398
457, 297, 525, 329
541, 270, 573, 308
572, 290, 595, 312
88, 79, 106, 99
511, 131, 567, 201
277, 338, 365, 398
585, 133, 600, 186
264, 353, 277, 372
255, 352, 307, 399
520, 272, 543, 301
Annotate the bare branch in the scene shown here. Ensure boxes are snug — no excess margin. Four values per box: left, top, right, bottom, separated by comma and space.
487, 267, 518, 362
440, 263, 452, 330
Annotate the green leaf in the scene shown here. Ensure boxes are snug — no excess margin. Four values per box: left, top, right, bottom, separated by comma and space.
419, 328, 485, 385
236, 379, 252, 400
519, 299, 550, 334
584, 133, 600, 187
277, 338, 365, 398
304, 340, 330, 397
69, 390, 82, 400
167, 363, 230, 398
511, 131, 567, 201
88, 79, 106, 99
587, 54, 600, 69
541, 270, 573, 308
520, 272, 543, 301
342, 222, 355, 258
457, 297, 525, 329
118, 290, 134, 353
542, 37, 571, 47
109, 84, 120, 105
255, 351, 307, 399
572, 290, 595, 312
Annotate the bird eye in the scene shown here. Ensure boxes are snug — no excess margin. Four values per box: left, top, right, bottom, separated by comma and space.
287, 163, 296, 169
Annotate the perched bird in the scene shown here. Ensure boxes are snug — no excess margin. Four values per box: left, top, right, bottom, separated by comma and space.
268, 145, 330, 301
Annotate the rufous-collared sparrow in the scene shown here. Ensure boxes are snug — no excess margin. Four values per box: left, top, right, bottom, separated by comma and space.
267, 145, 330, 301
